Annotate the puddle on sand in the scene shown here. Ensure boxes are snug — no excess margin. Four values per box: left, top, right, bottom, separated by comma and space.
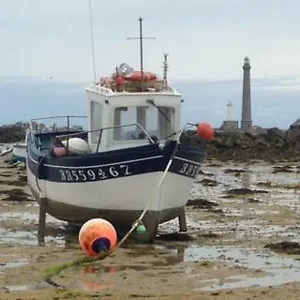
78, 242, 300, 292
0, 210, 79, 247
0, 285, 34, 292
0, 211, 62, 224
0, 258, 28, 269
0, 227, 38, 245
0, 258, 29, 276
179, 216, 300, 242
0, 227, 69, 246
0, 225, 81, 247
185, 245, 300, 291
0, 258, 33, 292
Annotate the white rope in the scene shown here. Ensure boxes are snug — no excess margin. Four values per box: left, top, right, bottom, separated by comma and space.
110, 131, 183, 253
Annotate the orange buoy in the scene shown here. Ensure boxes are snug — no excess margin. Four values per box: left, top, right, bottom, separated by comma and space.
197, 122, 215, 141
78, 218, 117, 257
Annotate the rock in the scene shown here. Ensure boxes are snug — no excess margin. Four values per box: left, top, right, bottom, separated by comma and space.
206, 163, 222, 167
224, 168, 246, 174
0, 176, 27, 186
187, 198, 218, 209
197, 178, 218, 186
272, 166, 294, 173
247, 198, 261, 203
157, 232, 194, 241
1, 188, 32, 202
181, 121, 300, 160
265, 241, 300, 255
198, 232, 219, 238
227, 188, 268, 196
0, 124, 26, 143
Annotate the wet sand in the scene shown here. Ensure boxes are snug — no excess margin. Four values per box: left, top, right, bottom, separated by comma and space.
1, 159, 300, 299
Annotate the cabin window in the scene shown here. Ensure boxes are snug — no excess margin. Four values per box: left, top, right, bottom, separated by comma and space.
90, 101, 103, 143
113, 105, 174, 141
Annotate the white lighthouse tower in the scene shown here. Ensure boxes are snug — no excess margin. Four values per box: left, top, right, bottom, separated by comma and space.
221, 100, 238, 130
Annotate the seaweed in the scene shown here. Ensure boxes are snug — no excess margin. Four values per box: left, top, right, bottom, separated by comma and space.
44, 252, 108, 288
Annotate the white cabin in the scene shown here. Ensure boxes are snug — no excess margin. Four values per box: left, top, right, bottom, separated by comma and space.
85, 70, 182, 152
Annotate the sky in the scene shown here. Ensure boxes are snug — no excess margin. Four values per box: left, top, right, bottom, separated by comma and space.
1, 0, 300, 81
0, 0, 300, 129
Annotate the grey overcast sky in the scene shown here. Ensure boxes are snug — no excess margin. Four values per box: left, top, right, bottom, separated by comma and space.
1, 0, 299, 82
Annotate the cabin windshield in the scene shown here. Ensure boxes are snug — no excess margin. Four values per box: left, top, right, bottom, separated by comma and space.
113, 105, 175, 141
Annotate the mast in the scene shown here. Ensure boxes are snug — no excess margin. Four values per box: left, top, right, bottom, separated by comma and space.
88, 0, 97, 83
138, 17, 144, 81
126, 17, 155, 90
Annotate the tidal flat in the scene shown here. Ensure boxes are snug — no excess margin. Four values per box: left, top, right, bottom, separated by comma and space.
1, 159, 300, 300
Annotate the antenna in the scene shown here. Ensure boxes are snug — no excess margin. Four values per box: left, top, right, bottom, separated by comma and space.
163, 53, 169, 88
126, 17, 156, 90
88, 0, 97, 83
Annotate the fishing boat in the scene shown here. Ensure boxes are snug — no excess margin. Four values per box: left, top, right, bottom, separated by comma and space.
26, 18, 213, 241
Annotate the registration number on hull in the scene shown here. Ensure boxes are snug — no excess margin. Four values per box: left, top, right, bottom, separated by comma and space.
59, 164, 131, 182
179, 163, 200, 178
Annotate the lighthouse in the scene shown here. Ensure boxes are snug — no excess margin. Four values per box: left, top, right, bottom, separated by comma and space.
221, 100, 238, 131
241, 57, 252, 131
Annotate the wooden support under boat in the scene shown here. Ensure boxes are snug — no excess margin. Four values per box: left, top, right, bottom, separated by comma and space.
38, 197, 47, 246
178, 207, 187, 232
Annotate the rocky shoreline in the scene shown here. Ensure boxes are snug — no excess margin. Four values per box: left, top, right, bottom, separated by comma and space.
182, 123, 300, 161
0, 123, 26, 144
2, 122, 300, 161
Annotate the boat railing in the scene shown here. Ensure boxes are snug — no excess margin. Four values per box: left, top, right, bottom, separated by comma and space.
56, 122, 155, 152
29, 115, 87, 133
88, 82, 179, 95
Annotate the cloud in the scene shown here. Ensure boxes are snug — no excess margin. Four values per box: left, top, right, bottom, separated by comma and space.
0, 0, 299, 81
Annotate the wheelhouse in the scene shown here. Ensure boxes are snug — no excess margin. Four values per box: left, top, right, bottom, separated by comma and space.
86, 64, 182, 152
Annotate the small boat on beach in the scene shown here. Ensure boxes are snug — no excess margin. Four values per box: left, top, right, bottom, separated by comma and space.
0, 141, 27, 164
12, 141, 27, 163
0, 147, 13, 163
26, 18, 213, 241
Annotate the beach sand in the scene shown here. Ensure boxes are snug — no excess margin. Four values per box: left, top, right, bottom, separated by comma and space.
1, 159, 300, 299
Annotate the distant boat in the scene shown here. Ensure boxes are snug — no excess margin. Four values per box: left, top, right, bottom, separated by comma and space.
0, 147, 13, 162
0, 142, 27, 164
12, 142, 27, 163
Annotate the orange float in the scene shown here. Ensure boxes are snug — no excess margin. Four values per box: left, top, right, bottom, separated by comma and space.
197, 122, 215, 141
78, 218, 117, 257
115, 75, 125, 85
124, 71, 157, 81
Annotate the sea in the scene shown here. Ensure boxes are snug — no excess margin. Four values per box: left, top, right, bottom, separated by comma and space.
1, 76, 300, 130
